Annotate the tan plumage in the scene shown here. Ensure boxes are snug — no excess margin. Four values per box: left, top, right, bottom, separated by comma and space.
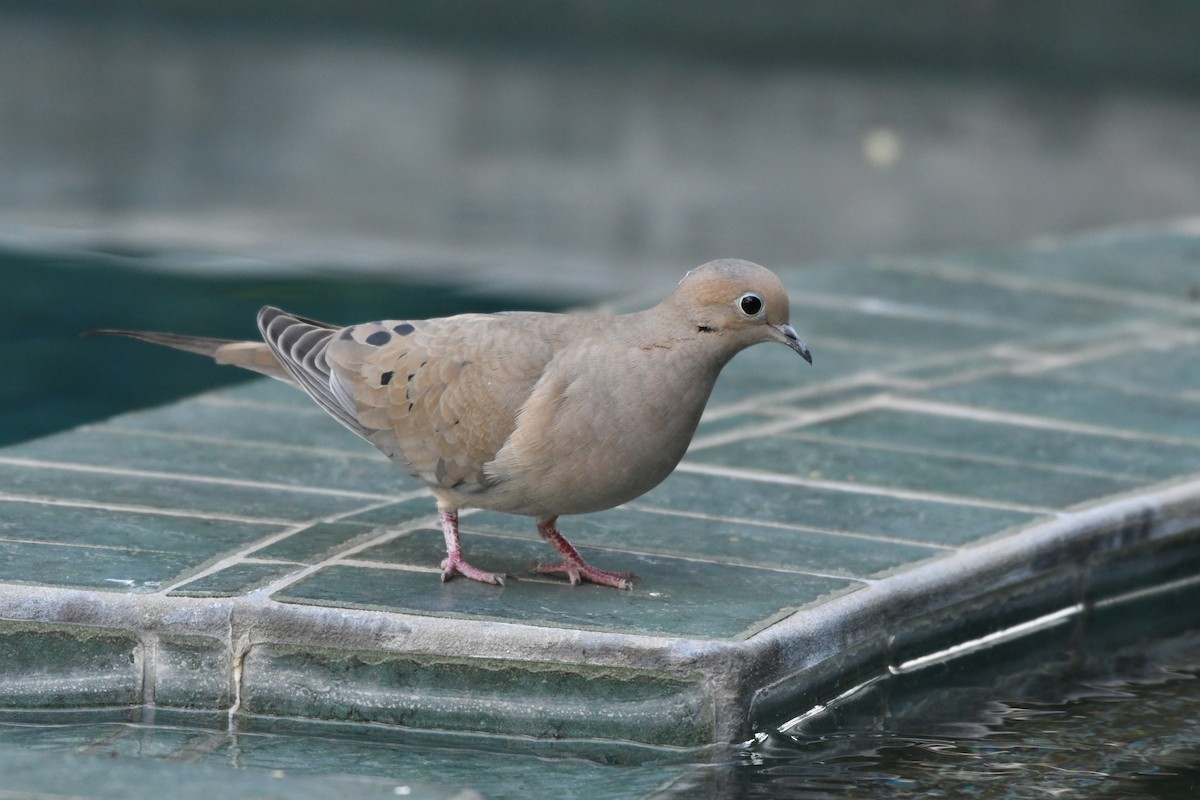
95, 259, 811, 589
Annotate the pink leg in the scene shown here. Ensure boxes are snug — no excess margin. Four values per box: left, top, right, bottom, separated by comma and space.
536, 517, 633, 590
438, 507, 505, 586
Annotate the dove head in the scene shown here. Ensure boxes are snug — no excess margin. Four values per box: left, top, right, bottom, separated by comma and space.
669, 259, 812, 364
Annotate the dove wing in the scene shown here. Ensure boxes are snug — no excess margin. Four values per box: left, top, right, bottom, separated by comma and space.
260, 306, 567, 494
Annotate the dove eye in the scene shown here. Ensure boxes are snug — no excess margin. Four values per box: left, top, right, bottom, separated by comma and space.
738, 292, 764, 317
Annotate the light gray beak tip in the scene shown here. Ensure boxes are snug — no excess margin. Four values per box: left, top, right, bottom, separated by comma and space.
776, 324, 812, 365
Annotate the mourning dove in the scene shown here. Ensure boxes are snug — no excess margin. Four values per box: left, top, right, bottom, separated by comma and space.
95, 259, 811, 589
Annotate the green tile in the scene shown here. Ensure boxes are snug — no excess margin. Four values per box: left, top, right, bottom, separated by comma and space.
167, 561, 303, 597
801, 408, 1200, 481
956, 232, 1200, 296
924, 374, 1200, 442
252, 521, 379, 563
829, 265, 1141, 330
0, 501, 280, 591
209, 377, 318, 408
0, 501, 279, 557
694, 411, 781, 438
784, 304, 1005, 354
462, 507, 943, 579
105, 400, 364, 454
692, 434, 1139, 508
884, 351, 1019, 384
153, 635, 235, 709
278, 531, 855, 639
0, 540, 203, 592
0, 624, 141, 708
638, 470, 1041, 547
10, 427, 415, 497
0, 462, 369, 523
707, 343, 865, 406
240, 644, 712, 746
333, 498, 437, 528
1055, 343, 1200, 394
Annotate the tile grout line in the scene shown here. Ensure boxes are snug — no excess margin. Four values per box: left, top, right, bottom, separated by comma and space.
621, 501, 957, 551
673, 461, 1058, 516
764, 429, 1153, 483
0, 491, 298, 527
885, 396, 1200, 446
690, 395, 891, 450
95, 425, 390, 463
244, 507, 487, 600
878, 256, 1200, 316
155, 497, 417, 595
0, 455, 403, 501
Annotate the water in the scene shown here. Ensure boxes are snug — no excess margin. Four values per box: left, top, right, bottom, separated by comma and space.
737, 637, 1200, 799
2, 247, 571, 446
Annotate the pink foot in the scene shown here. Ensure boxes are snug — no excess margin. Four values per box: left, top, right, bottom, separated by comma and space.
441, 553, 506, 586
535, 517, 635, 590
437, 506, 505, 586
537, 561, 633, 590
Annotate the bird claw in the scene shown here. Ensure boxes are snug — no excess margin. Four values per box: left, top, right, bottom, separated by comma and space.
537, 562, 634, 590
441, 555, 506, 586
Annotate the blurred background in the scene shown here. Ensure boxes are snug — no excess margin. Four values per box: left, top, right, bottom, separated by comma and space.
4, 0, 1200, 442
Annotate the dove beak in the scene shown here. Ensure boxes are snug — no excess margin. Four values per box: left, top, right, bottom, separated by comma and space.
773, 323, 812, 364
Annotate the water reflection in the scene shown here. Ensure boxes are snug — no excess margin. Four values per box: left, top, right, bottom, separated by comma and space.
735, 589, 1200, 800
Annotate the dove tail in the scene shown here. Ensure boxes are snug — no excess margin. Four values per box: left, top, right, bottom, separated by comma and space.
87, 329, 292, 381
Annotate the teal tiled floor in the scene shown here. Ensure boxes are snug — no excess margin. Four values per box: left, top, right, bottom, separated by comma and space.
2, 227, 1200, 796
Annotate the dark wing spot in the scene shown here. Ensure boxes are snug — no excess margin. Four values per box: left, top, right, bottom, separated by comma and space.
365, 330, 391, 346
379, 371, 394, 386
393, 323, 415, 335
697, 325, 716, 333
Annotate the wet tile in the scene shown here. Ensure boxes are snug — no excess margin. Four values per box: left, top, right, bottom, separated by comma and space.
463, 507, 943, 579
0, 501, 279, 591
105, 400, 363, 453
638, 470, 1041, 547
0, 501, 280, 557
799, 408, 1200, 481
240, 643, 713, 746
955, 232, 1200, 297
278, 530, 856, 640
692, 434, 1139, 508
0, 462, 370, 523
252, 521, 380, 563
705, 341, 888, 408
884, 351, 1019, 385
334, 498, 437, 528
167, 561, 303, 597
154, 635, 235, 709
694, 411, 781, 438
833, 265, 1141, 330
1054, 343, 1200, 395
0, 624, 141, 708
0, 540, 206, 592
923, 374, 1200, 442
783, 304, 1004, 354
9, 427, 414, 497
208, 378, 318, 408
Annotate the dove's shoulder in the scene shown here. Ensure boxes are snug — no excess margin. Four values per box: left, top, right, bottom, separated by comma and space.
324, 311, 576, 493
